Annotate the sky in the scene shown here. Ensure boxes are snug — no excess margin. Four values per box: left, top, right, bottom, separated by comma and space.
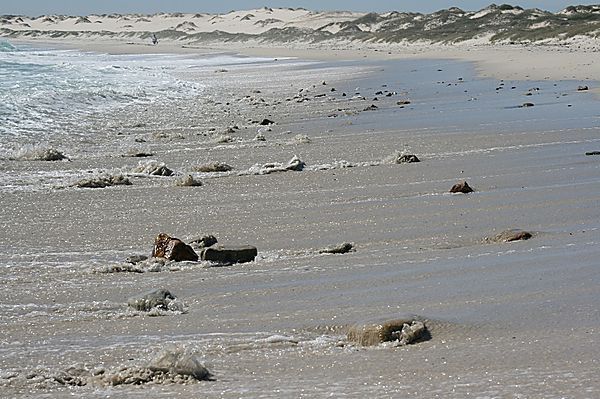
1, 1, 597, 16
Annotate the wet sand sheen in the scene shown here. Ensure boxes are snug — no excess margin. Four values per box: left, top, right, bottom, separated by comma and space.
0, 54, 599, 397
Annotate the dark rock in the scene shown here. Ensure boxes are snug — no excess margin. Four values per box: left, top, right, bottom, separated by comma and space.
585, 151, 600, 156
348, 317, 428, 346
200, 245, 257, 264
259, 118, 275, 125
521, 102, 535, 108
363, 104, 378, 111
397, 100, 411, 105
397, 154, 420, 163
128, 289, 176, 311
318, 242, 354, 254
152, 233, 199, 262
489, 229, 533, 243
577, 85, 589, 91
188, 234, 218, 249
449, 181, 474, 194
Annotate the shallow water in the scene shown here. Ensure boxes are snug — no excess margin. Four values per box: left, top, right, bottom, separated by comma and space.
0, 41, 599, 398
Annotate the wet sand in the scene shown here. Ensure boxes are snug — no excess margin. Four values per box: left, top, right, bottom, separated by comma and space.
1, 51, 599, 397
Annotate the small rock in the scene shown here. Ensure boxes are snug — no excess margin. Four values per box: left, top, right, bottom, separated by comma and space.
363, 104, 378, 111
397, 100, 411, 105
188, 234, 218, 249
192, 162, 233, 173
123, 150, 154, 158
148, 350, 212, 381
152, 233, 199, 262
521, 102, 535, 108
259, 118, 275, 125
175, 175, 202, 187
318, 242, 354, 254
254, 132, 266, 141
200, 245, 258, 264
285, 155, 305, 171
449, 181, 474, 194
132, 160, 173, 176
292, 134, 311, 144
585, 151, 600, 156
128, 289, 176, 311
73, 174, 131, 189
489, 229, 533, 243
347, 317, 428, 346
577, 85, 589, 91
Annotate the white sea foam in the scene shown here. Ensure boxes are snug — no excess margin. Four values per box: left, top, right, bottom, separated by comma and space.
0, 42, 273, 149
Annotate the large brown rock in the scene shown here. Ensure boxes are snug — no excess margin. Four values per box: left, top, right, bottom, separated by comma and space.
200, 245, 257, 264
152, 233, 198, 262
348, 317, 427, 346
449, 180, 474, 193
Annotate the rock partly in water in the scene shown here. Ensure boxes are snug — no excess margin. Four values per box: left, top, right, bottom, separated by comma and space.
363, 104, 379, 111
152, 233, 199, 262
73, 174, 132, 189
488, 229, 533, 243
449, 180, 474, 193
12, 146, 68, 161
200, 245, 258, 264
384, 151, 420, 164
246, 155, 305, 175
175, 175, 202, 187
132, 160, 173, 176
577, 85, 589, 91
259, 118, 275, 125
585, 151, 600, 156
127, 289, 177, 311
148, 349, 212, 381
188, 234, 218, 249
192, 162, 233, 173
347, 317, 428, 346
318, 242, 355, 254
292, 134, 311, 144
521, 102, 535, 108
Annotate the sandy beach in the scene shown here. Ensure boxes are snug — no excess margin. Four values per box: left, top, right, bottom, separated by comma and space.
1, 11, 600, 398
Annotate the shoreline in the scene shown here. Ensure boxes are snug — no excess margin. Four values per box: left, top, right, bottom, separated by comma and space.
2, 33, 600, 398
8, 37, 600, 84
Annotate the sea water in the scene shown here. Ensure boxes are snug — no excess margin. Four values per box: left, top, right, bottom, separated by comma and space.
0, 40, 271, 154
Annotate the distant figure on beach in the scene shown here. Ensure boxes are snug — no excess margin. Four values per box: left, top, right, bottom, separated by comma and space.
151, 34, 158, 45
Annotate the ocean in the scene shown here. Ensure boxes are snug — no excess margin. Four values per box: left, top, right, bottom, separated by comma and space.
0, 40, 273, 155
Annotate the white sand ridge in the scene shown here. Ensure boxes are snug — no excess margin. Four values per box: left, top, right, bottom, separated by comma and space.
1, 4, 599, 48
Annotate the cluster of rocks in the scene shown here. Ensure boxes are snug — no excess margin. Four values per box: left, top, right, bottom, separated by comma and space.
6, 349, 212, 389
150, 233, 258, 265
